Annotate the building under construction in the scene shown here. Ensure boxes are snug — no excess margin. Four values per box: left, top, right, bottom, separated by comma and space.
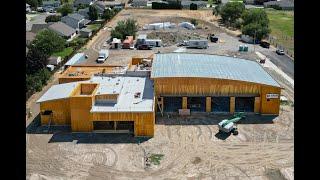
37, 53, 281, 136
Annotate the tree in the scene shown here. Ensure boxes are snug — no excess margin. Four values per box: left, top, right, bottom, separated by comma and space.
102, 8, 114, 21
220, 2, 245, 27
190, 3, 197, 10
27, 0, 38, 8
241, 9, 271, 40
45, 15, 61, 23
213, 4, 222, 16
26, 47, 49, 74
111, 19, 138, 40
88, 5, 98, 21
77, 3, 90, 11
57, 3, 73, 16
190, 19, 198, 26
31, 29, 66, 56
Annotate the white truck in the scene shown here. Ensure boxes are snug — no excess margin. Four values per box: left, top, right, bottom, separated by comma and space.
97, 49, 109, 63
187, 39, 208, 49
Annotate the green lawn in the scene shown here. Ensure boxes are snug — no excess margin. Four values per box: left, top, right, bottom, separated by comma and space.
266, 9, 294, 51
52, 47, 73, 59
87, 24, 101, 31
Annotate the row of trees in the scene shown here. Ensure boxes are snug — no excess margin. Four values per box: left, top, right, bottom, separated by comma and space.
26, 29, 66, 99
214, 2, 270, 40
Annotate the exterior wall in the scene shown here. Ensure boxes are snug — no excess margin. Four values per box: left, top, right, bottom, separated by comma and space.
59, 77, 91, 84
260, 86, 281, 115
70, 96, 94, 131
91, 112, 155, 136
153, 77, 281, 115
40, 99, 71, 125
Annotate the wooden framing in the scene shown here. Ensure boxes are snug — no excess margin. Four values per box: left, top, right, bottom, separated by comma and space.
206, 97, 211, 112
153, 77, 281, 115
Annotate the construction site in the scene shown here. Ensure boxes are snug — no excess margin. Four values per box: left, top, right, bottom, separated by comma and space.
26, 8, 294, 180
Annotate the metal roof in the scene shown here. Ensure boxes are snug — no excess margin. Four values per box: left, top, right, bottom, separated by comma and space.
65, 53, 85, 66
151, 53, 280, 87
36, 82, 78, 103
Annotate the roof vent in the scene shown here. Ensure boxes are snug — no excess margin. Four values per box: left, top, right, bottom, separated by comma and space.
137, 79, 139, 81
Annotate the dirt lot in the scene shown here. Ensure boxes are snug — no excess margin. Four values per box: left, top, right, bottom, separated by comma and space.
27, 103, 293, 179
27, 9, 294, 180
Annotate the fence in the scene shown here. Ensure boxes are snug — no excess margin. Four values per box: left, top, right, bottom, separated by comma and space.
267, 35, 294, 59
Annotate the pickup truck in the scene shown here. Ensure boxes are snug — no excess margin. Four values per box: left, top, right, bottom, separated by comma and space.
96, 49, 109, 63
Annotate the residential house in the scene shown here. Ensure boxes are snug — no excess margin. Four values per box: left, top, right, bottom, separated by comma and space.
264, 0, 294, 10
30, 23, 53, 33
42, 0, 61, 8
80, 28, 93, 38
93, 1, 107, 15
181, 1, 207, 9
48, 22, 77, 41
131, 0, 148, 7
42, 0, 61, 12
61, 13, 90, 31
74, 0, 96, 7
78, 7, 90, 19
26, 3, 31, 12
26, 32, 36, 45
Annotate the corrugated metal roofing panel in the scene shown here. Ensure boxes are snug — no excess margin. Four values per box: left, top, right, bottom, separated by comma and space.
65, 53, 85, 66
151, 53, 280, 87
36, 82, 78, 103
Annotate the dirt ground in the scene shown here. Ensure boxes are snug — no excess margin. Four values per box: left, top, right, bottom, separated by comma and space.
26, 9, 294, 180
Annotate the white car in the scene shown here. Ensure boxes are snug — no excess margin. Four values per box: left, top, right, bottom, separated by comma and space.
276, 49, 285, 55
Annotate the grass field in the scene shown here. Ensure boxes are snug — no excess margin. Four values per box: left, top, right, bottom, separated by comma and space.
52, 47, 73, 59
87, 24, 101, 32
266, 9, 294, 51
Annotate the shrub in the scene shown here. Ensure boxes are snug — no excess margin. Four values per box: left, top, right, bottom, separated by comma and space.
190, 19, 198, 26
45, 15, 61, 23
190, 3, 197, 10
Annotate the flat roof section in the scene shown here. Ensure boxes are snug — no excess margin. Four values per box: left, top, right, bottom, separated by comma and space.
151, 53, 280, 87
37, 76, 154, 112
91, 76, 154, 112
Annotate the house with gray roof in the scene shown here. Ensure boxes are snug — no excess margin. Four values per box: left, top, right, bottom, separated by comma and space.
30, 23, 54, 33
264, 0, 294, 10
61, 13, 89, 30
48, 22, 77, 41
78, 7, 90, 19
181, 1, 207, 9
74, 0, 96, 7
26, 32, 36, 45
42, 0, 61, 8
131, 0, 148, 7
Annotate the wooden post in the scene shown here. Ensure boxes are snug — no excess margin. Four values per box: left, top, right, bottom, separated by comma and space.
206, 97, 211, 112
254, 97, 261, 113
230, 97, 235, 114
182, 97, 188, 109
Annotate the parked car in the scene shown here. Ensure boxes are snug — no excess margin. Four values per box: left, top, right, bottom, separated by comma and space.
138, 44, 152, 50
260, 41, 270, 48
276, 49, 285, 55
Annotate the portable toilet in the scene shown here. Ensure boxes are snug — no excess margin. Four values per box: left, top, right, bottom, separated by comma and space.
239, 45, 243, 51
244, 45, 248, 52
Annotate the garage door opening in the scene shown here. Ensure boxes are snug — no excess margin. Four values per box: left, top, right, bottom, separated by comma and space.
163, 97, 182, 112
187, 97, 206, 112
212, 97, 230, 112
235, 97, 255, 112
93, 121, 134, 133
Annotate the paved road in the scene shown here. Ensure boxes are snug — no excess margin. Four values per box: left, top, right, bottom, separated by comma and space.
260, 49, 294, 79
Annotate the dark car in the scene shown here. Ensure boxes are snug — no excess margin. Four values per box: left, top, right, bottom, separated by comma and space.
210, 36, 219, 43
138, 44, 152, 50
260, 41, 270, 48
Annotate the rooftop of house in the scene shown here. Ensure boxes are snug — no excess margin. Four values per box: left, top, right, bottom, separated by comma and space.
63, 13, 85, 21
26, 32, 36, 42
48, 22, 76, 37
59, 65, 129, 79
151, 53, 280, 87
37, 76, 154, 112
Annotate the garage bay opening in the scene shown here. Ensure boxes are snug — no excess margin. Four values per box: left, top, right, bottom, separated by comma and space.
93, 121, 134, 134
235, 97, 255, 112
